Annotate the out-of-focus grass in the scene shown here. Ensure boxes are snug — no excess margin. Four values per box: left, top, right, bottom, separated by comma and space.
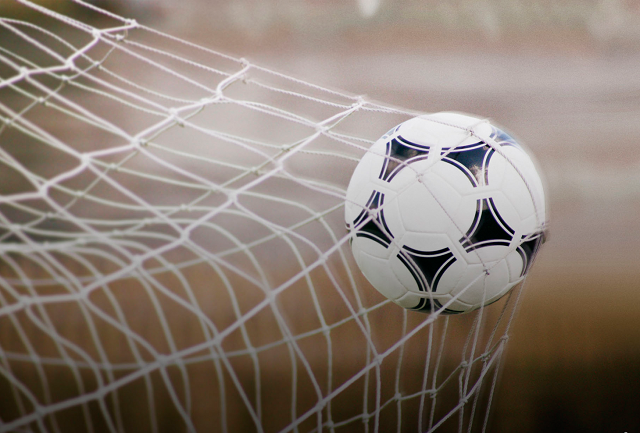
0, 253, 516, 432
492, 267, 640, 433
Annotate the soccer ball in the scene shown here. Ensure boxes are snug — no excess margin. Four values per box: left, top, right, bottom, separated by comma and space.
345, 112, 547, 314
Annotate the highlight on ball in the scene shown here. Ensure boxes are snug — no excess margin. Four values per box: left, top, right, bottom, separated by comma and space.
345, 112, 548, 314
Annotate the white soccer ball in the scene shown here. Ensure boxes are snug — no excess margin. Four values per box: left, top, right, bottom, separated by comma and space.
345, 112, 547, 314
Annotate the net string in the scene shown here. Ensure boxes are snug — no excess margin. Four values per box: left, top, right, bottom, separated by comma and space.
0, 2, 532, 432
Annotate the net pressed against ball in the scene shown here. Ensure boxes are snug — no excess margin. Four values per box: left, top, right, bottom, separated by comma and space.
345, 112, 547, 314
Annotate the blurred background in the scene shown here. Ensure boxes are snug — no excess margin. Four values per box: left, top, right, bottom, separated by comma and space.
129, 1, 640, 430
3, 0, 640, 431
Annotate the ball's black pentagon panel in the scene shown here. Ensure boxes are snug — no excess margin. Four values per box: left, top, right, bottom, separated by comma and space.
380, 136, 430, 182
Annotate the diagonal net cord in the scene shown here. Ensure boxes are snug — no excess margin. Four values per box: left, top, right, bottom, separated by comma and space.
0, 1, 528, 432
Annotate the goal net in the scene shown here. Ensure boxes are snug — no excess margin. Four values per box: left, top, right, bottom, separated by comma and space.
0, 1, 528, 432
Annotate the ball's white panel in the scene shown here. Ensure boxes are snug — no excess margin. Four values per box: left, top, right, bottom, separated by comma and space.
430, 160, 478, 196
449, 261, 511, 306
436, 293, 473, 314
351, 235, 389, 260
486, 190, 521, 238
468, 120, 494, 142
429, 257, 486, 312
376, 190, 403, 235
389, 251, 420, 293
395, 291, 424, 309
484, 150, 508, 190
505, 249, 526, 282
411, 113, 488, 150
488, 146, 546, 234
432, 258, 467, 294
395, 117, 439, 148
463, 245, 512, 265
365, 138, 392, 182
353, 246, 407, 301
345, 167, 374, 224
483, 280, 520, 306
345, 138, 389, 223
389, 165, 475, 243
397, 291, 474, 314
397, 233, 453, 260
345, 187, 373, 227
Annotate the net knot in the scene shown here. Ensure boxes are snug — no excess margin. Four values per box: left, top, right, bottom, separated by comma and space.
200, 96, 217, 105
134, 138, 148, 148
226, 191, 238, 203
352, 95, 366, 109
315, 124, 330, 134
131, 254, 143, 266
18, 66, 29, 79
168, 108, 184, 127
34, 404, 46, 418
79, 153, 91, 166
19, 296, 33, 307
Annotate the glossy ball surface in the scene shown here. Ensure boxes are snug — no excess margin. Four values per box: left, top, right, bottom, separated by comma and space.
345, 112, 547, 314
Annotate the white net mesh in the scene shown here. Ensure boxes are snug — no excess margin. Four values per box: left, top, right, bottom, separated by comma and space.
0, 1, 529, 432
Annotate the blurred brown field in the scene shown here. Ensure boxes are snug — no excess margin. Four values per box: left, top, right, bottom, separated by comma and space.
207, 6, 640, 429
0, 251, 514, 432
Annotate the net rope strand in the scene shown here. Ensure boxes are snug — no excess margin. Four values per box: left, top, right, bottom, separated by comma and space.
0, 2, 534, 432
